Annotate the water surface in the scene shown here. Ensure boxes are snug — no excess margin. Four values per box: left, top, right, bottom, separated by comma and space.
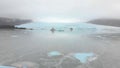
0, 22, 120, 68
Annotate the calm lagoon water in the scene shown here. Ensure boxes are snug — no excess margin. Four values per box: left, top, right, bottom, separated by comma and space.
0, 22, 120, 68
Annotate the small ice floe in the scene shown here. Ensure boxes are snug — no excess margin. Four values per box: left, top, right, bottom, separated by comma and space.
0, 66, 16, 68
48, 51, 62, 57
11, 35, 18, 38
88, 55, 98, 62
73, 53, 96, 63
96, 35, 103, 38
11, 61, 39, 68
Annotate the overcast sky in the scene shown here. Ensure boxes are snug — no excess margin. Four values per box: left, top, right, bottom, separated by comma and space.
0, 0, 120, 21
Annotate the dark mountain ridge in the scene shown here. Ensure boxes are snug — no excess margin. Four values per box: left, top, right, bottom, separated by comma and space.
88, 19, 120, 27
0, 17, 32, 28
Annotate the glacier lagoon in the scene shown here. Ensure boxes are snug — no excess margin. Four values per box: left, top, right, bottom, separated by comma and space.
0, 22, 120, 68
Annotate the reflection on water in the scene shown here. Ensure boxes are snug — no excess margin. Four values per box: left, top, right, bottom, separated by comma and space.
11, 35, 18, 38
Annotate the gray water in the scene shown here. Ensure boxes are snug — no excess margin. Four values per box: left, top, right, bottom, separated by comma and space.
0, 23, 120, 68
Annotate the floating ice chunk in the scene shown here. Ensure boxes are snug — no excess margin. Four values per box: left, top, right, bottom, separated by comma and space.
73, 53, 94, 63
11, 61, 39, 68
0, 66, 16, 68
11, 35, 18, 38
48, 51, 62, 57
88, 55, 98, 62
22, 65, 28, 68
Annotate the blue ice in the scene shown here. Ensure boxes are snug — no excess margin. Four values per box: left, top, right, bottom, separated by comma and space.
48, 51, 62, 57
73, 53, 94, 63
0, 66, 16, 68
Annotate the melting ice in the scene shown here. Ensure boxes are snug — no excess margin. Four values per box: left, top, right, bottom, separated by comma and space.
73, 53, 95, 63
48, 51, 97, 63
48, 51, 62, 57
0, 66, 16, 68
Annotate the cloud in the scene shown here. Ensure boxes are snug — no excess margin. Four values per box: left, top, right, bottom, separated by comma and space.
35, 17, 84, 23
0, 0, 120, 20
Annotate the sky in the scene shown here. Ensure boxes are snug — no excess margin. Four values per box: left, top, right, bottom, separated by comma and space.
0, 0, 120, 22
